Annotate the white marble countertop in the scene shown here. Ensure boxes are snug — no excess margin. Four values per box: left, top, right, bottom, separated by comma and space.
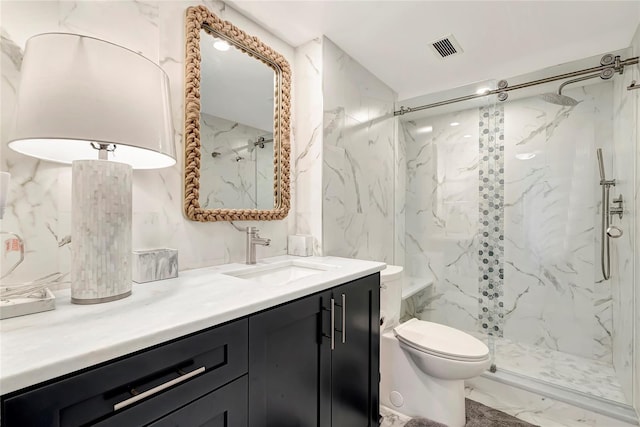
0, 255, 385, 395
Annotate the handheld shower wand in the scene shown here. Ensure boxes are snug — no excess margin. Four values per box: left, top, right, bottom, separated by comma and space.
597, 148, 624, 281
596, 148, 606, 182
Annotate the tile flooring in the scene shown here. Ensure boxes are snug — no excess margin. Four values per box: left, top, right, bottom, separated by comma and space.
476, 333, 629, 404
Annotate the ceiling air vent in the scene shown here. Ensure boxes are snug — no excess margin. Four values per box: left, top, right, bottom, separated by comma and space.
429, 34, 463, 59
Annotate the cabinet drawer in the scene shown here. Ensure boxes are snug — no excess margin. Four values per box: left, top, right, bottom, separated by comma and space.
149, 375, 247, 427
2, 319, 248, 427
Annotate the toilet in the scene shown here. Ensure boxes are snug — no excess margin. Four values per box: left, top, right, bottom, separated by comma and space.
380, 265, 491, 427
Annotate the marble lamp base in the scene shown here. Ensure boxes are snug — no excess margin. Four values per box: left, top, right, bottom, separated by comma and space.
71, 160, 132, 304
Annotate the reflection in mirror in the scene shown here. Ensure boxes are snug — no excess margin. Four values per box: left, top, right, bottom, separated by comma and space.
184, 6, 291, 222
199, 30, 275, 210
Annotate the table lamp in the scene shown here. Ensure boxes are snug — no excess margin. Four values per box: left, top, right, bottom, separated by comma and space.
8, 33, 176, 304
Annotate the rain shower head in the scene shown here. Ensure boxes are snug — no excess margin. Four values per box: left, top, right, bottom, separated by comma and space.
539, 69, 614, 107
539, 92, 580, 106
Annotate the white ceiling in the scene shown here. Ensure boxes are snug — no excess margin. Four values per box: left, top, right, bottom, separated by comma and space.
229, 1, 640, 100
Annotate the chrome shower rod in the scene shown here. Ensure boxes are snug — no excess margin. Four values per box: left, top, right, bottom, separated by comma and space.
395, 55, 639, 116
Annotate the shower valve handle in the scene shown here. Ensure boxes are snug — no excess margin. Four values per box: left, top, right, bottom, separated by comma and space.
610, 195, 624, 220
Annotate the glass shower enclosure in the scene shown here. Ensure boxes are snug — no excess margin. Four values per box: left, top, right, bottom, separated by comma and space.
398, 50, 637, 419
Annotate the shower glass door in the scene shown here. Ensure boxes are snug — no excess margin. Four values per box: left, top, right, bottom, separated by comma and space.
400, 50, 636, 411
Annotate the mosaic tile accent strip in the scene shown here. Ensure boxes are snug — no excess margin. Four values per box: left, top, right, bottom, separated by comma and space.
478, 105, 505, 336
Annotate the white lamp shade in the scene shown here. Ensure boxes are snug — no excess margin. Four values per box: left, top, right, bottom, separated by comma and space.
8, 33, 176, 169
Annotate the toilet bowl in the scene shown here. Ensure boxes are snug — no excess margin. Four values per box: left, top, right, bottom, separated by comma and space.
379, 265, 491, 427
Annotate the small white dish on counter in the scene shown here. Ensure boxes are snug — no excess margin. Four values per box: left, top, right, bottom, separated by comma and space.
0, 288, 56, 320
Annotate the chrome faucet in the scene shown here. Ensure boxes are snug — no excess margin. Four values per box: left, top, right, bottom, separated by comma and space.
245, 226, 270, 264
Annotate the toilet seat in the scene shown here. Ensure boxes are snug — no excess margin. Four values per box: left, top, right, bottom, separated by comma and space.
394, 318, 489, 362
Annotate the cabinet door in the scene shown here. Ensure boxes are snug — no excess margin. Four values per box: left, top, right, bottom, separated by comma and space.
249, 291, 332, 427
148, 376, 247, 427
331, 273, 380, 427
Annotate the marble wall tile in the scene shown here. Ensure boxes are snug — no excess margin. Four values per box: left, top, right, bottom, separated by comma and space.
630, 22, 640, 417
199, 113, 273, 210
293, 38, 324, 255
0, 0, 297, 286
321, 36, 396, 263
403, 81, 621, 366
611, 45, 636, 406
404, 108, 480, 332
1, 3, 67, 286
394, 120, 406, 267
502, 83, 613, 361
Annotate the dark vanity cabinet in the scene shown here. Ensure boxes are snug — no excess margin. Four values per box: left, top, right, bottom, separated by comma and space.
248, 273, 380, 427
1, 320, 249, 427
329, 274, 380, 427
1, 273, 380, 427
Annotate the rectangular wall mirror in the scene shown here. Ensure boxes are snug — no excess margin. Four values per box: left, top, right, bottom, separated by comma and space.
184, 6, 291, 221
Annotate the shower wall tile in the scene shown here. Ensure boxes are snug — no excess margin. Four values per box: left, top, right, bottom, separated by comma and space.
1, 0, 297, 285
630, 22, 640, 416
611, 46, 636, 405
293, 38, 324, 255
394, 120, 406, 267
321, 37, 396, 263
403, 83, 617, 365
502, 82, 613, 361
404, 108, 480, 333
199, 113, 272, 210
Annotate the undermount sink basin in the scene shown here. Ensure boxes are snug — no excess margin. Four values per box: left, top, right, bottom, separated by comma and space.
223, 260, 339, 285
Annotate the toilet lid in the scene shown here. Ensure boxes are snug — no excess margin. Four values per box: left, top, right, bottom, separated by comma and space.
394, 318, 489, 361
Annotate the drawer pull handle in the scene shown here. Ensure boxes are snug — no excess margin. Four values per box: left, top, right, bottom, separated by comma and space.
114, 366, 206, 411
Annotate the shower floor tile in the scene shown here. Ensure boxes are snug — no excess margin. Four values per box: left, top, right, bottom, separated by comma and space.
474, 333, 629, 404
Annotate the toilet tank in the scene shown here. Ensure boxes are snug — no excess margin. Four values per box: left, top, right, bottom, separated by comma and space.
380, 265, 403, 331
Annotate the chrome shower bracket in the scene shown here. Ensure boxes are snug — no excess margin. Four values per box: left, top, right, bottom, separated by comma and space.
610, 195, 624, 220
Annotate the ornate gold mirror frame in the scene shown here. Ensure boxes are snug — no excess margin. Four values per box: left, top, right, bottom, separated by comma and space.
184, 5, 291, 221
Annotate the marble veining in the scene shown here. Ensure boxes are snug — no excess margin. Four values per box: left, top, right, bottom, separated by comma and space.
469, 331, 629, 404
1, 0, 297, 287
321, 37, 396, 263
466, 376, 637, 427
502, 82, 614, 361
631, 22, 640, 416
132, 248, 178, 283
381, 406, 411, 427
293, 37, 323, 255
199, 113, 273, 210
404, 108, 481, 334
403, 81, 618, 366
610, 44, 636, 404
0, 255, 385, 395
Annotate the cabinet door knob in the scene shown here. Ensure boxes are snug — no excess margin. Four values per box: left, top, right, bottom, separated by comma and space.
113, 366, 206, 411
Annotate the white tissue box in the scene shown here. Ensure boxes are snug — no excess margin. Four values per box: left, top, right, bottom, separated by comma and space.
132, 248, 178, 283
287, 235, 314, 257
